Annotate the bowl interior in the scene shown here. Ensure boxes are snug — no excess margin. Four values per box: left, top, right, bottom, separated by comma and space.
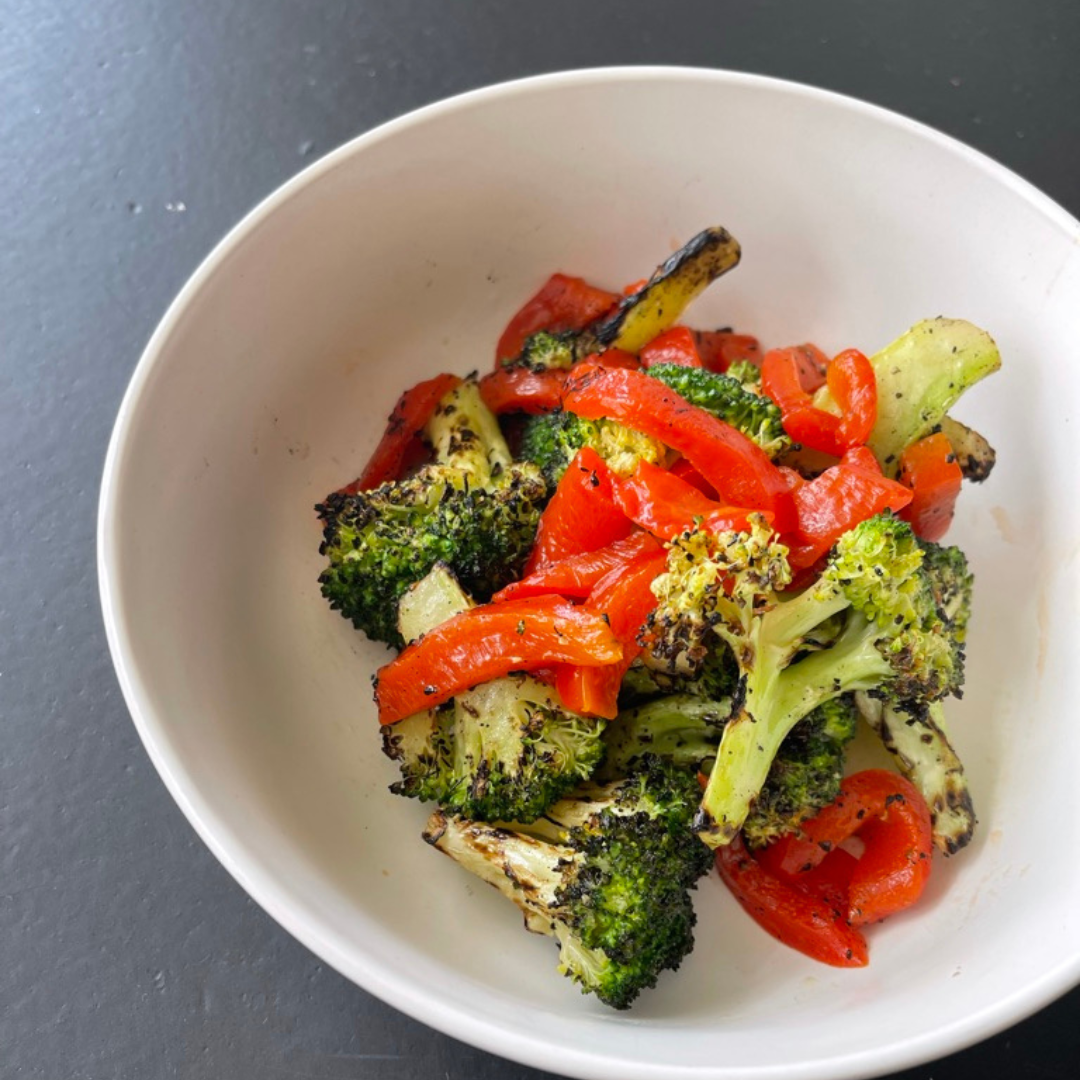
100, 70, 1080, 1080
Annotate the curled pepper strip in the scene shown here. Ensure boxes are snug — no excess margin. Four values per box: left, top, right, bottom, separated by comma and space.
375, 595, 623, 724
786, 447, 912, 569
715, 835, 869, 968
757, 769, 934, 927
492, 530, 659, 603
562, 363, 795, 532
344, 373, 461, 492
525, 447, 632, 573
762, 348, 876, 457
553, 547, 669, 719
610, 460, 766, 541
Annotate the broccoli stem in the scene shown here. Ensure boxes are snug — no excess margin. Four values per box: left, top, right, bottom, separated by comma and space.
697, 613, 893, 845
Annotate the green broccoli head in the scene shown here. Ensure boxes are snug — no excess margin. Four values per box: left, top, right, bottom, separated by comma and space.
519, 408, 667, 489
382, 674, 606, 822
741, 695, 858, 849
316, 380, 546, 647
513, 330, 577, 371
643, 512, 967, 846
725, 358, 763, 390
423, 757, 712, 1009
645, 362, 791, 458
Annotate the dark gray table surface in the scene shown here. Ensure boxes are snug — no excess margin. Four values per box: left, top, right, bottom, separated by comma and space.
3, 2, 1078, 1077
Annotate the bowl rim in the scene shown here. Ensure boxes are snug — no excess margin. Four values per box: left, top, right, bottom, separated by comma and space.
97, 65, 1080, 1080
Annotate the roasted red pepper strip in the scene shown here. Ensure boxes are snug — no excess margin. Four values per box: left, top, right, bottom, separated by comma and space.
495, 273, 617, 364
898, 432, 963, 542
525, 447, 632, 573
639, 326, 704, 368
693, 330, 763, 373
669, 458, 718, 498
786, 447, 912, 568
829, 349, 877, 449
715, 835, 869, 968
343, 373, 461, 493
758, 770, 933, 927
478, 367, 566, 415
562, 363, 796, 532
554, 547, 669, 718
375, 595, 623, 724
763, 348, 877, 457
611, 460, 766, 541
492, 530, 660, 603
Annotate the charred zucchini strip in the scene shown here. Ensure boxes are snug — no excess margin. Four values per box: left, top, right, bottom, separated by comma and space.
580, 227, 741, 355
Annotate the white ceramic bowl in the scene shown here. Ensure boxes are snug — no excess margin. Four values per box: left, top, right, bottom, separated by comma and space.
99, 68, 1080, 1079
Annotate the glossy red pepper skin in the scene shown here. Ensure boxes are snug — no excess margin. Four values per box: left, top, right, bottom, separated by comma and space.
715, 835, 869, 967
478, 367, 566, 415
611, 460, 765, 541
763, 348, 876, 458
525, 447, 632, 573
562, 363, 796, 532
554, 547, 668, 719
343, 373, 461, 492
786, 447, 912, 568
375, 595, 623, 724
492, 530, 659, 603
898, 432, 963, 542
495, 273, 617, 364
828, 349, 877, 450
668, 458, 718, 498
692, 330, 763, 373
758, 770, 934, 927
639, 326, 704, 368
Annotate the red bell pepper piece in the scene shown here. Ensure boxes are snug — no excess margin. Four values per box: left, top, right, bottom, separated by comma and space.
562, 364, 796, 532
758, 770, 933, 927
669, 458, 718, 498
478, 367, 566, 415
715, 835, 869, 968
692, 331, 763, 373
492, 530, 660, 603
495, 273, 617, 364
342, 373, 461, 493
554, 547, 669, 719
639, 327, 704, 369
828, 349, 877, 449
897, 432, 963, 542
375, 595, 623, 724
611, 460, 766, 541
786, 447, 912, 568
525, 447, 632, 573
586, 348, 641, 371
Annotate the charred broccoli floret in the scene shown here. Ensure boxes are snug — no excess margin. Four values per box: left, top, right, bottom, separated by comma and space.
383, 674, 606, 822
383, 566, 605, 821
741, 695, 858, 848
725, 358, 763, 390
852, 538, 977, 854
644, 512, 964, 846
316, 379, 546, 647
519, 409, 667, 489
600, 692, 857, 848
423, 757, 713, 1009
645, 363, 791, 458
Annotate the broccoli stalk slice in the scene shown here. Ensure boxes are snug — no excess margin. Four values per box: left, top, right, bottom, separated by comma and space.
813, 318, 1001, 476
855, 692, 975, 854
422, 759, 713, 1009
426, 379, 514, 482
